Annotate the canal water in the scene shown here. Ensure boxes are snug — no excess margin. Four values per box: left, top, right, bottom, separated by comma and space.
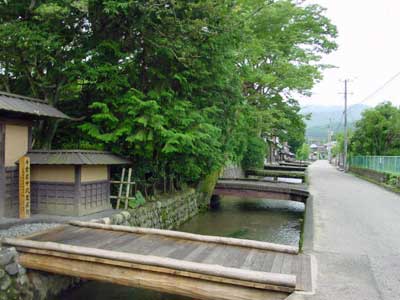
54, 195, 304, 300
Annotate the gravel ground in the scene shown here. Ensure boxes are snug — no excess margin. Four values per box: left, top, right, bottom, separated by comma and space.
0, 223, 59, 239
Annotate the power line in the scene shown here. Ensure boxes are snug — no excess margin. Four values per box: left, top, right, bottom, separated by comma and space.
348, 71, 400, 113
334, 111, 344, 133
359, 71, 400, 104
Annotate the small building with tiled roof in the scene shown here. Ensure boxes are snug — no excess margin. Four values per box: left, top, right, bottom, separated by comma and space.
27, 150, 130, 216
0, 92, 131, 218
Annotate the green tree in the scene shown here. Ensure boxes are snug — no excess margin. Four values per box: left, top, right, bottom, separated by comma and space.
0, 0, 88, 148
0, 0, 337, 187
350, 102, 400, 155
236, 0, 337, 154
296, 143, 310, 161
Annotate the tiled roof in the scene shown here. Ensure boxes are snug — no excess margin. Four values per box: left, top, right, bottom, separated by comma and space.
26, 150, 131, 165
0, 91, 69, 119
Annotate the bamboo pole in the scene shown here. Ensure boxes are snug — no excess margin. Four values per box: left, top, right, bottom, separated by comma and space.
3, 238, 296, 289
110, 181, 136, 185
124, 168, 132, 210
69, 221, 298, 254
116, 168, 126, 209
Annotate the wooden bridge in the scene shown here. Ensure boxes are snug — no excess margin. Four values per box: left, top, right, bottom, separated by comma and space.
264, 164, 306, 172
279, 161, 309, 168
246, 168, 306, 181
3, 221, 312, 300
214, 179, 309, 203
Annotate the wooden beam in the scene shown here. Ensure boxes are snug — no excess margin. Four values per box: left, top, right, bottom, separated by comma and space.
69, 221, 299, 254
16, 247, 293, 293
116, 168, 125, 209
124, 168, 132, 210
18, 253, 290, 300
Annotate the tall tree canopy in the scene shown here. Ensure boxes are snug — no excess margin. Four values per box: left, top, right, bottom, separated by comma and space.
0, 0, 337, 185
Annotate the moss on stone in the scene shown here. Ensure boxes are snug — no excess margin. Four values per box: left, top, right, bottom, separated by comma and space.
198, 169, 220, 197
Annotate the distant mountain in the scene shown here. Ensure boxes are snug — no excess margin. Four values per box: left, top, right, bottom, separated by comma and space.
301, 104, 369, 142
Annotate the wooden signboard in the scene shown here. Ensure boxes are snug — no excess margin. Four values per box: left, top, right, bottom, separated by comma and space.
19, 156, 31, 219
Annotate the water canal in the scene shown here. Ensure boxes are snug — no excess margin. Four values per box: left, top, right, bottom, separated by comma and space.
54, 195, 305, 300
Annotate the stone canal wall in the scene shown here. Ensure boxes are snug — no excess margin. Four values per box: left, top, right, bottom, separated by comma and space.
221, 165, 245, 179
96, 188, 208, 229
0, 247, 79, 300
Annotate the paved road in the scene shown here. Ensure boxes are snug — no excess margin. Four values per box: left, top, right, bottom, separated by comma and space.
303, 160, 400, 300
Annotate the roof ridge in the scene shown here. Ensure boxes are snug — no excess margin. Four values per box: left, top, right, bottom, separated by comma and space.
0, 91, 48, 104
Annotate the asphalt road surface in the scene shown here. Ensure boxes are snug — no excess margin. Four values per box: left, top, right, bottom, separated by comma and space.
304, 160, 400, 300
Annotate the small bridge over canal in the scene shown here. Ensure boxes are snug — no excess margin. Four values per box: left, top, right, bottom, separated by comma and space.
4, 221, 312, 300
264, 164, 306, 172
246, 168, 306, 181
214, 179, 309, 203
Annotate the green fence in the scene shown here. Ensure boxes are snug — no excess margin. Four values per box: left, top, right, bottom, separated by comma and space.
349, 156, 400, 175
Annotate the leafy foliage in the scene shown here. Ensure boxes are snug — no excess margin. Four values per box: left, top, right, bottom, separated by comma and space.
128, 191, 146, 209
241, 136, 268, 170
296, 144, 310, 161
350, 102, 400, 156
0, 0, 337, 187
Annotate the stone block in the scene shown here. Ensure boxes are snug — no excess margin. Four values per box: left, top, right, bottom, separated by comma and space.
0, 248, 16, 266
120, 211, 131, 220
0, 274, 11, 290
17, 265, 26, 275
16, 274, 29, 286
5, 262, 19, 275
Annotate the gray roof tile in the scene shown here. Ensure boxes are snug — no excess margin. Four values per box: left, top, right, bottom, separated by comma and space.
0, 91, 69, 119
26, 150, 131, 165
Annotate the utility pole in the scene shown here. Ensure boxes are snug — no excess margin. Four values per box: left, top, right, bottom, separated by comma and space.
343, 80, 348, 172
327, 118, 332, 163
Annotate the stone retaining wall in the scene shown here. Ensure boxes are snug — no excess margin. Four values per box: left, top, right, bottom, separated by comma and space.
0, 247, 79, 300
349, 166, 400, 189
349, 166, 389, 183
221, 165, 245, 179
95, 188, 208, 229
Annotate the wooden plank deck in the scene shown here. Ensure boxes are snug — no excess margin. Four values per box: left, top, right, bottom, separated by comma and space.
4, 223, 312, 300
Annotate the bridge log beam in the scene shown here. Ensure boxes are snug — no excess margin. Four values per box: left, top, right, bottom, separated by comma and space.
18, 253, 290, 300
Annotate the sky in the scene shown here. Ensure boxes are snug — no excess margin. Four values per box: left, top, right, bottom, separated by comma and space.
299, 0, 400, 107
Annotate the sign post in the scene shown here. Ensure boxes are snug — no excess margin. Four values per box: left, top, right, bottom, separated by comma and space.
19, 156, 30, 219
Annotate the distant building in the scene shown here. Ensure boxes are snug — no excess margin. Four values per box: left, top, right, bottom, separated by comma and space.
266, 136, 281, 164
265, 136, 295, 163
279, 142, 295, 161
